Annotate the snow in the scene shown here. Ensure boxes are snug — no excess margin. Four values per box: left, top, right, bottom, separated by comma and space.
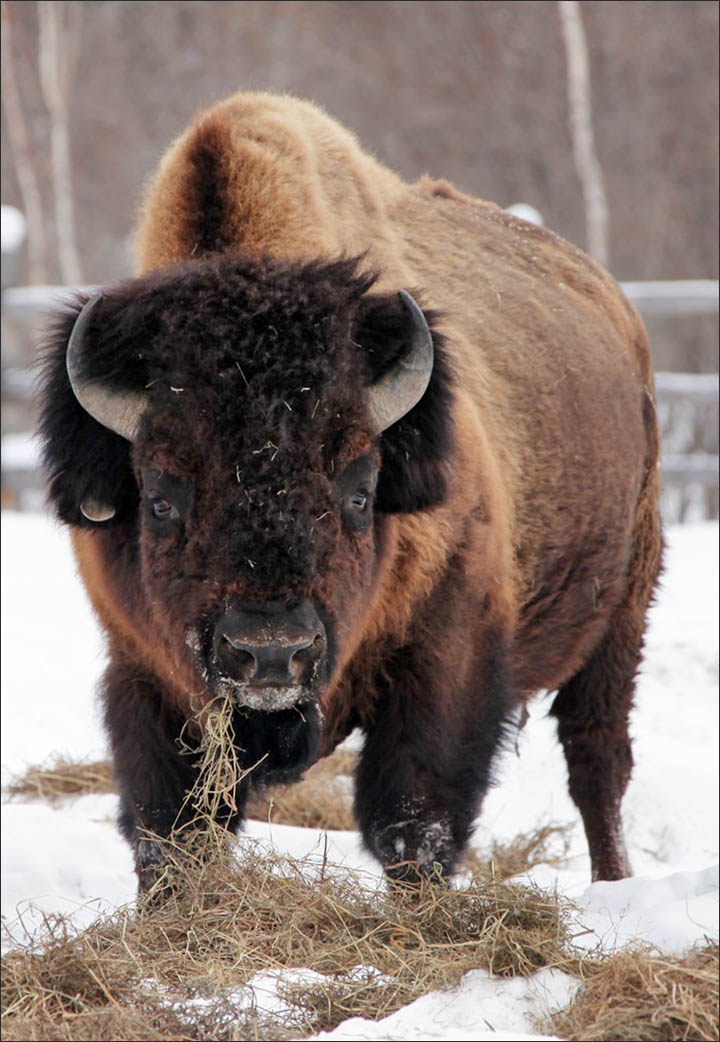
505, 202, 545, 227
1, 431, 42, 471
1, 510, 718, 1040
575, 864, 719, 953
1, 205, 27, 252
310, 967, 577, 1041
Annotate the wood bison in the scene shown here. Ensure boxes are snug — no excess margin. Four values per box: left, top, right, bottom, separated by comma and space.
39, 92, 662, 892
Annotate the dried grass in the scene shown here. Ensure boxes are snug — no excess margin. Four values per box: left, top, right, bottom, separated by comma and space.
6, 758, 116, 802
5, 833, 716, 1042
5, 742, 357, 831
550, 942, 719, 1041
1, 842, 577, 1042
245, 747, 357, 830
4, 748, 718, 1041
464, 822, 574, 883
178, 694, 251, 823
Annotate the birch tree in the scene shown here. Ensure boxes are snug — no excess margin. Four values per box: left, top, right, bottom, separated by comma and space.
1, 1, 48, 284
558, 0, 611, 267
37, 0, 84, 284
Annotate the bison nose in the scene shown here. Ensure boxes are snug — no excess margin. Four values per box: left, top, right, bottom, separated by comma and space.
211, 602, 327, 686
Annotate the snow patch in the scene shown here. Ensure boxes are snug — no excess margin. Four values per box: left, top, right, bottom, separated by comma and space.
1, 205, 27, 252
310, 966, 576, 1041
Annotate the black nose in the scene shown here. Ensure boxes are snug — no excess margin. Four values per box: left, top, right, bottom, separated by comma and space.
211, 600, 327, 686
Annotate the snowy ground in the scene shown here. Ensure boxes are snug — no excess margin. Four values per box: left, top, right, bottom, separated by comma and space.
1, 510, 718, 1040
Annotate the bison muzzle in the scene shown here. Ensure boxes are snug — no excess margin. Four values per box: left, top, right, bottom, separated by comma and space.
209, 599, 328, 707
39, 91, 663, 894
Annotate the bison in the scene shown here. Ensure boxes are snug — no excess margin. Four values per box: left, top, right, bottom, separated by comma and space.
39, 92, 662, 892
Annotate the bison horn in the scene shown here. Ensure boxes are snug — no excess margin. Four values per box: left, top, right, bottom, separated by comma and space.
66, 294, 148, 442
366, 290, 434, 433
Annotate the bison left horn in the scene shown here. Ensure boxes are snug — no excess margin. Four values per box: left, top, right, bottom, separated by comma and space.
66, 293, 149, 442
366, 290, 435, 433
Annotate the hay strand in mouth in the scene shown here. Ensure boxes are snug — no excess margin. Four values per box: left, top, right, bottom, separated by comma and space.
185, 693, 245, 819
176, 692, 267, 823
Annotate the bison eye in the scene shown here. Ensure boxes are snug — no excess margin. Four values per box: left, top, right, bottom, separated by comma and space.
335, 456, 378, 532
149, 496, 179, 522
349, 491, 369, 512
343, 486, 373, 532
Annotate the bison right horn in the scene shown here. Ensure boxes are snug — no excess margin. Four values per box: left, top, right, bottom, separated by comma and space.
66, 294, 149, 442
366, 290, 435, 433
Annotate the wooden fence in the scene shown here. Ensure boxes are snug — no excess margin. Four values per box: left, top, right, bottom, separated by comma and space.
2, 280, 718, 520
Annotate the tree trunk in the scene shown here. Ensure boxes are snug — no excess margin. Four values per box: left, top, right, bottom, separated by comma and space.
38, 0, 84, 284
1, 1, 48, 284
558, 0, 611, 268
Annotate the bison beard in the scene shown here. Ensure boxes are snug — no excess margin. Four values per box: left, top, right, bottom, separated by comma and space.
39, 91, 662, 895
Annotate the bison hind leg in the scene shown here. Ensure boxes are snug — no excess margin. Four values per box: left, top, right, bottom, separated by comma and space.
551, 497, 663, 881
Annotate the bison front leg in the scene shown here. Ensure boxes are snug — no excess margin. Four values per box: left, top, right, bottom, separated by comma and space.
103, 656, 244, 894
354, 629, 514, 883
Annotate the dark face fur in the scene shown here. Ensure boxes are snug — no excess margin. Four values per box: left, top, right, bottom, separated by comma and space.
39, 254, 453, 717
134, 373, 383, 711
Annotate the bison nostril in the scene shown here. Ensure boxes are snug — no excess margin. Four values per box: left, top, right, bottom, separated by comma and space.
211, 604, 327, 687
213, 632, 257, 681
290, 630, 326, 680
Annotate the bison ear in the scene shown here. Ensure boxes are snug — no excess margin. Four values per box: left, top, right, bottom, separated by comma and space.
38, 300, 138, 526
353, 292, 454, 514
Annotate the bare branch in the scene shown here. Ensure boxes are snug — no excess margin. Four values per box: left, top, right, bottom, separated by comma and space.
558, 0, 611, 267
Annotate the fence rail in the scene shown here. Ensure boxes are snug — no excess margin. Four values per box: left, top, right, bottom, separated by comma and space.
2, 279, 719, 322
2, 280, 718, 519
620, 280, 718, 317
654, 371, 719, 401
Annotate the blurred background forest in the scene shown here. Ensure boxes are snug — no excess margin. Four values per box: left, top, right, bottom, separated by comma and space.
1, 0, 718, 516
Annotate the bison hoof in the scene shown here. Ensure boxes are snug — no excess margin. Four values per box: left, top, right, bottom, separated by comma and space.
371, 814, 456, 884
135, 837, 177, 901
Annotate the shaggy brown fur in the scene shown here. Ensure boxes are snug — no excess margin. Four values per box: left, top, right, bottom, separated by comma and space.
40, 92, 662, 890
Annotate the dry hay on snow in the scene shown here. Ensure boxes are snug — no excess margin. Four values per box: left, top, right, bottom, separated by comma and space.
2, 833, 717, 1042
4, 735, 718, 1041
463, 822, 573, 883
245, 747, 357, 830
550, 942, 719, 1042
6, 758, 116, 802
6, 732, 357, 832
1, 836, 577, 1042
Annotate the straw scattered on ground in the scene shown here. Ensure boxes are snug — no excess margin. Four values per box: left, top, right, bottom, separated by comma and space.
5, 741, 357, 831
244, 746, 357, 830
4, 741, 718, 1042
6, 758, 116, 802
1, 840, 578, 1042
549, 942, 719, 1042
3, 833, 717, 1042
463, 822, 574, 883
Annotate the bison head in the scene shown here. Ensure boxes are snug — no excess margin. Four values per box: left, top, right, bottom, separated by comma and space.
40, 255, 453, 726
